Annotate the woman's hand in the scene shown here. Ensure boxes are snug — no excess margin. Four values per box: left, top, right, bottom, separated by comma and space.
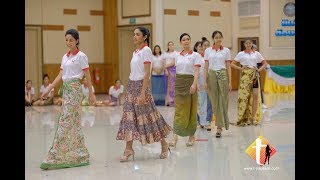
41, 89, 50, 100
164, 69, 169, 76
89, 92, 96, 105
204, 82, 208, 92
229, 82, 232, 92
196, 83, 200, 92
190, 84, 196, 94
241, 65, 248, 70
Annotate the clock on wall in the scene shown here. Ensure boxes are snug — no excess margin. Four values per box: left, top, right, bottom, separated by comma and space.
283, 2, 295, 17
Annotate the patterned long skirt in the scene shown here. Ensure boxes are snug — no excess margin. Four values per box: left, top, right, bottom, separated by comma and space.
165, 66, 176, 106
116, 80, 172, 145
207, 69, 230, 130
236, 69, 262, 125
197, 73, 208, 126
173, 74, 198, 137
40, 79, 90, 170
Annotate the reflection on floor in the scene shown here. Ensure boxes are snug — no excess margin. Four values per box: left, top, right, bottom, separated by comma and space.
25, 91, 295, 180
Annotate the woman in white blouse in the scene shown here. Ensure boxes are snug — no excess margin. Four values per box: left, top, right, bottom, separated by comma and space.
40, 29, 96, 170
116, 27, 172, 162
151, 45, 166, 105
163, 41, 178, 107
25, 80, 36, 106
204, 30, 232, 138
96, 79, 124, 106
169, 33, 201, 147
33, 74, 54, 106
231, 38, 268, 126
81, 76, 96, 106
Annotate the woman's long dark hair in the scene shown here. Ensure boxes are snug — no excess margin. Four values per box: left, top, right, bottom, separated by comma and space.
166, 41, 174, 52
153, 45, 162, 55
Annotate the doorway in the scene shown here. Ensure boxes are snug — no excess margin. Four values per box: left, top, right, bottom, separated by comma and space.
117, 24, 152, 87
25, 26, 43, 95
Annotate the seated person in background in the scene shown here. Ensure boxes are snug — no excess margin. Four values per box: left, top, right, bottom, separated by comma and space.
33, 74, 54, 106
96, 79, 124, 106
25, 80, 36, 106
81, 77, 96, 106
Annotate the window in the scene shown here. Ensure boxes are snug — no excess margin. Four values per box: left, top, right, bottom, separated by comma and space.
238, 0, 260, 17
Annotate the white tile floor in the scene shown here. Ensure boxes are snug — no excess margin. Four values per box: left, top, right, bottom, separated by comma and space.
25, 91, 295, 180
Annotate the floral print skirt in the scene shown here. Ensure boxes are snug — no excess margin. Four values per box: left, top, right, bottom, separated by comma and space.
40, 79, 89, 170
236, 69, 262, 126
116, 80, 172, 145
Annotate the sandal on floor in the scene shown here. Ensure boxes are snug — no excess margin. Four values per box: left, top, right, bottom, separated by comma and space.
216, 128, 222, 138
216, 132, 221, 138
204, 125, 211, 131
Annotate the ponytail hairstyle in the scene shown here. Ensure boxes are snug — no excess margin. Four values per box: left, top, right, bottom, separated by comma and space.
201, 37, 210, 45
136, 26, 150, 45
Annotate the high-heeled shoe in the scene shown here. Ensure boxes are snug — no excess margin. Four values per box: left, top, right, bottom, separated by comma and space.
159, 142, 171, 159
120, 149, 135, 162
186, 136, 195, 147
169, 134, 178, 148
216, 128, 222, 138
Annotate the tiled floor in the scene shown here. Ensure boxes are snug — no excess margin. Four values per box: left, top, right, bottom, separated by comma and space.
25, 91, 295, 180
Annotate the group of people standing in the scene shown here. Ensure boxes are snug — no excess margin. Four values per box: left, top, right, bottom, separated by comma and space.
37, 27, 267, 170
150, 42, 176, 107
151, 37, 214, 131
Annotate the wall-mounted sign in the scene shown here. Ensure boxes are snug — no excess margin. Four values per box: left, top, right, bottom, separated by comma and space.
129, 18, 136, 24
281, 19, 295, 26
275, 29, 295, 36
275, 18, 295, 36
270, 0, 295, 47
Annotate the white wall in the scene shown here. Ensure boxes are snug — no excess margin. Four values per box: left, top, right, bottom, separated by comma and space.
25, 0, 104, 64
117, 0, 161, 48
261, 0, 295, 60
232, 0, 295, 60
163, 0, 232, 51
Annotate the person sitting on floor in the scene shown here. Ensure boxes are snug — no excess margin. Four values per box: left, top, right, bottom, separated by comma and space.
25, 80, 36, 106
96, 79, 124, 106
33, 74, 55, 106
